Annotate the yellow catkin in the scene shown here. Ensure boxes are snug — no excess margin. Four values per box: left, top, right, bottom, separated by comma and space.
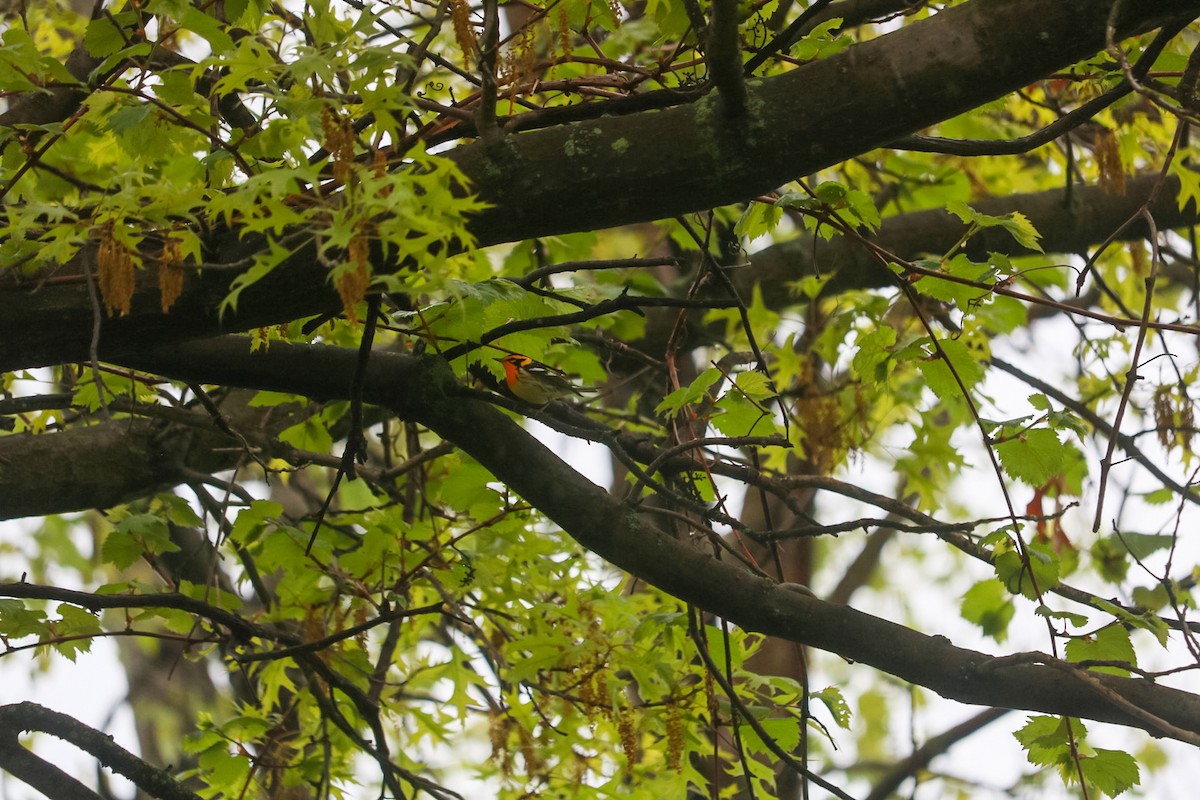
371, 147, 392, 197
557, 5, 571, 59
1153, 389, 1173, 448
1094, 129, 1126, 195
321, 107, 355, 184
302, 610, 329, 664
516, 724, 545, 776
1129, 241, 1148, 276
449, 0, 475, 62
338, 233, 371, 323
488, 713, 511, 774
158, 237, 184, 313
617, 707, 638, 773
665, 700, 684, 771
96, 225, 135, 317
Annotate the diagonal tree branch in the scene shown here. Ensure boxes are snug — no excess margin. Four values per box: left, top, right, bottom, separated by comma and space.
88, 338, 1200, 745
0, 702, 203, 800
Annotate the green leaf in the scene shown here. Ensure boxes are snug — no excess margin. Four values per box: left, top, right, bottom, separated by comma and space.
811, 686, 851, 729
1090, 597, 1170, 647
739, 716, 801, 754
159, 494, 204, 527
0, 600, 48, 638
102, 513, 181, 570
913, 254, 995, 305
995, 427, 1066, 486
1065, 624, 1136, 676
961, 579, 1014, 640
180, 6, 236, 52
1034, 605, 1089, 628
851, 326, 896, 382
994, 539, 1060, 598
814, 181, 847, 205
734, 370, 774, 401
1014, 715, 1080, 767
735, 202, 782, 240
947, 201, 1043, 252
712, 392, 780, 437
655, 367, 722, 415
1081, 748, 1140, 797
277, 416, 334, 454
917, 337, 985, 401
84, 14, 134, 58
1141, 487, 1176, 505
229, 500, 284, 545
51, 605, 102, 661
1112, 532, 1175, 560
845, 189, 881, 231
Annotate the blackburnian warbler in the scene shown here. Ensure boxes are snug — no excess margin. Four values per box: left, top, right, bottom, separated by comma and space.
496, 353, 584, 405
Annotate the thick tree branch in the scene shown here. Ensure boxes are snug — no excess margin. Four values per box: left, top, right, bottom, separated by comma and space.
4, 170, 1193, 521
2, 0, 1197, 372
746, 173, 1198, 297
0, 391, 304, 520
86, 339, 1200, 744
0, 702, 202, 800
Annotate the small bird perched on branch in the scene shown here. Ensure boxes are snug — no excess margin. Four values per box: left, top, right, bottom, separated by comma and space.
495, 353, 586, 405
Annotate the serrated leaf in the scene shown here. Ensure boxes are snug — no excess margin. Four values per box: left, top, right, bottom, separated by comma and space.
0, 599, 47, 638
1141, 488, 1176, 505
277, 416, 333, 454
735, 202, 782, 240
995, 540, 1060, 598
947, 201, 1043, 252
229, 500, 284, 545
712, 393, 779, 437
1065, 624, 1136, 676
159, 494, 204, 527
995, 427, 1066, 486
84, 14, 131, 58
55, 604, 102, 637
1081, 748, 1140, 797
811, 686, 851, 729
101, 528, 144, 570
1090, 598, 1170, 647
655, 367, 722, 415
851, 326, 896, 382
102, 513, 180, 569
845, 190, 880, 231
734, 370, 774, 401
917, 337, 985, 401
1014, 715, 1080, 767
739, 716, 801, 754
914, 254, 995, 305
1028, 393, 1051, 411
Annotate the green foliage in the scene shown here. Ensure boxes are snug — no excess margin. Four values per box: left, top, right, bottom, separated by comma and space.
1065, 624, 1137, 676
995, 427, 1069, 486
101, 511, 181, 570
1015, 717, 1140, 798
961, 578, 1015, 640
3, 2, 1199, 799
